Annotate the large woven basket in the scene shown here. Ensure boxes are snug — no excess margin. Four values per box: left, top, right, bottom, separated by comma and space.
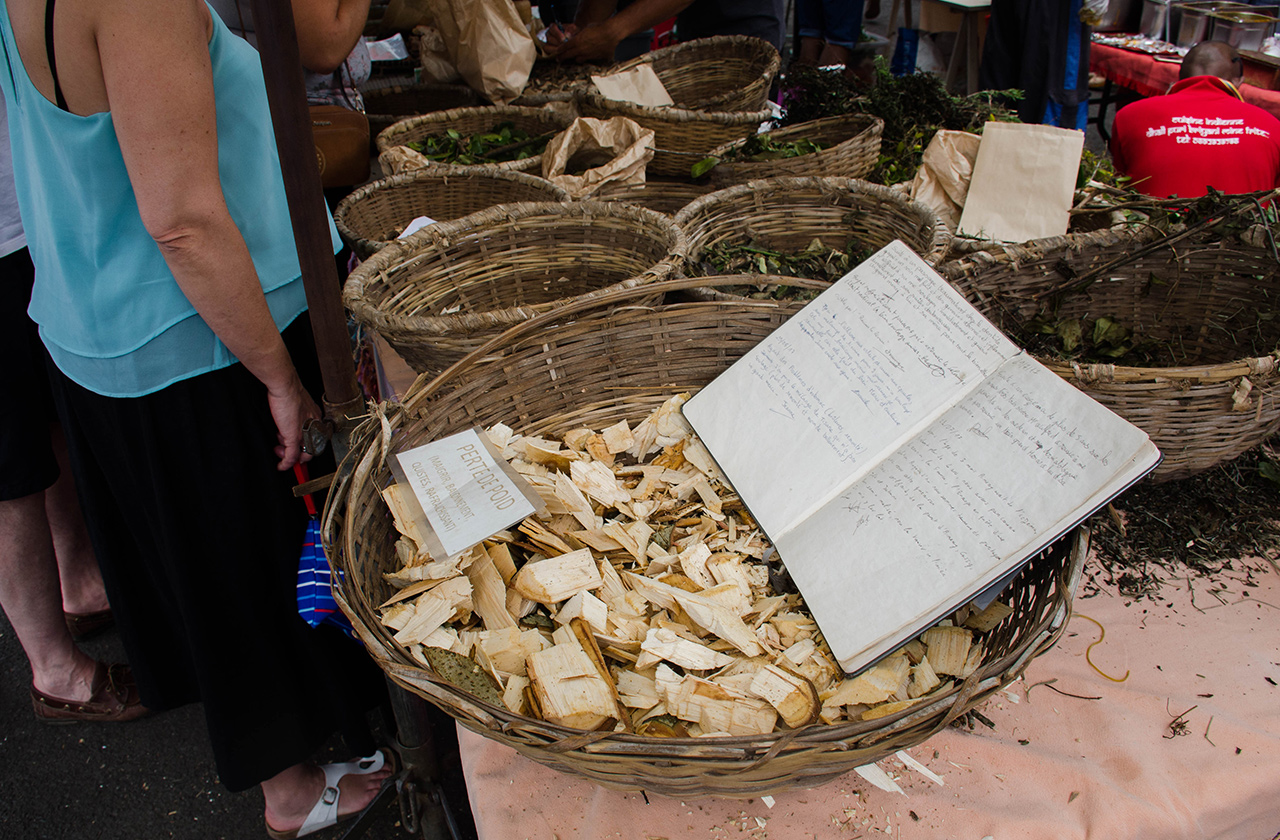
375, 105, 575, 173
513, 59, 607, 106
333, 165, 570, 260
940, 226, 1280, 481
600, 35, 780, 112
342, 201, 687, 375
322, 276, 1088, 798
675, 177, 953, 284
595, 175, 719, 216
362, 82, 483, 139
704, 114, 884, 187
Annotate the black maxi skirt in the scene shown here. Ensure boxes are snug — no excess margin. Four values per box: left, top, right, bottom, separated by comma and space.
48, 314, 386, 791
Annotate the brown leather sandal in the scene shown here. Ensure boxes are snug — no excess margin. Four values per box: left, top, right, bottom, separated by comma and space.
31, 661, 150, 724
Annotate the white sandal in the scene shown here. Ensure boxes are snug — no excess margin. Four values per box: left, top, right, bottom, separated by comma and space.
265, 750, 388, 840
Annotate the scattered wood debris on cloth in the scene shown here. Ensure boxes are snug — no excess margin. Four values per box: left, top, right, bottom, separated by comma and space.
376, 394, 1010, 736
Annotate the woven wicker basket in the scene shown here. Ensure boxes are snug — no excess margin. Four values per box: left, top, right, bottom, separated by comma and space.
342, 201, 687, 375
675, 177, 953, 285
595, 176, 719, 216
940, 226, 1280, 481
601, 35, 780, 112
333, 165, 570, 260
577, 38, 777, 178
513, 59, 607, 106
375, 105, 575, 173
704, 114, 884, 187
322, 276, 1088, 798
363, 82, 483, 139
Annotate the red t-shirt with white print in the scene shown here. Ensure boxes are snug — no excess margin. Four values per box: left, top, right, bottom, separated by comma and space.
1109, 76, 1280, 198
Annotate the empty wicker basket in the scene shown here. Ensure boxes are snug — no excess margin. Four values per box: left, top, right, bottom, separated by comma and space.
704, 114, 885, 187
334, 165, 570, 260
941, 226, 1280, 481
375, 105, 575, 173
675, 177, 953, 286
322, 276, 1088, 798
342, 201, 687, 375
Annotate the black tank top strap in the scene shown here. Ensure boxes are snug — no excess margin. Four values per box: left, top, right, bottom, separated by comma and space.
45, 0, 69, 111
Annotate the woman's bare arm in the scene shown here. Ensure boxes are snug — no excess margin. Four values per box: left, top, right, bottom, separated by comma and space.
96, 0, 318, 468
291, 0, 372, 74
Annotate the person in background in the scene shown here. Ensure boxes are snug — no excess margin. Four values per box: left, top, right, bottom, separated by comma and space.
549, 0, 785, 64
794, 0, 866, 70
0, 1, 389, 838
0, 93, 141, 724
1109, 40, 1280, 198
979, 0, 1092, 129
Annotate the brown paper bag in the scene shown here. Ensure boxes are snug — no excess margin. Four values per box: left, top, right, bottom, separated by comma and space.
425, 0, 536, 105
541, 117, 655, 199
957, 122, 1084, 243
908, 129, 982, 231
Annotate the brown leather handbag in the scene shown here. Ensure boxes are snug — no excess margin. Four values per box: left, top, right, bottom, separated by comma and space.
310, 104, 371, 189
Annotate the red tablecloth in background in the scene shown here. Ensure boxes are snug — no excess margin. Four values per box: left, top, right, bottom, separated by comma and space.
1091, 42, 1280, 120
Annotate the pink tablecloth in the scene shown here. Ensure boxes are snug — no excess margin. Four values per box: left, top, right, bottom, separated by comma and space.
1091, 42, 1280, 120
458, 564, 1280, 839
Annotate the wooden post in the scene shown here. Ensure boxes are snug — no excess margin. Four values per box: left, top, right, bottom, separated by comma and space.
248, 0, 363, 436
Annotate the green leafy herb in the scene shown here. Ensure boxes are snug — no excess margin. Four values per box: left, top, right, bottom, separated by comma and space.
406, 121, 551, 165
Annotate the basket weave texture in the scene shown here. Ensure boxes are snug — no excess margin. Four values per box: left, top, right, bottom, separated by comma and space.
705, 114, 885, 187
601, 35, 780, 112
375, 105, 575, 172
323, 277, 1087, 798
575, 37, 778, 177
363, 83, 482, 137
595, 175, 719, 216
342, 201, 687, 375
940, 226, 1280, 481
675, 177, 953, 281
334, 165, 570, 260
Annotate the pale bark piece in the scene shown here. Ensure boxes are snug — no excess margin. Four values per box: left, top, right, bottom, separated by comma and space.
555, 590, 609, 636
964, 600, 1014, 632
526, 643, 619, 730
555, 471, 601, 531
666, 674, 777, 736
826, 654, 910, 706
601, 420, 635, 454
381, 482, 433, 551
571, 460, 632, 508
748, 664, 821, 728
394, 577, 474, 646
466, 551, 518, 630
908, 655, 942, 698
673, 591, 764, 657
638, 627, 735, 671
922, 626, 973, 677
513, 548, 603, 605
487, 542, 518, 585
478, 626, 549, 677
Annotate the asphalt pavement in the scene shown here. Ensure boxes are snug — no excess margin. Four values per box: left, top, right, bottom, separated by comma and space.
0, 617, 477, 840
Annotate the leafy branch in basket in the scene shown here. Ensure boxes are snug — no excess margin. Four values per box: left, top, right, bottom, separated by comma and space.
1016, 313, 1163, 366
406, 122, 551, 164
697, 236, 874, 289
778, 60, 1021, 185
691, 135, 825, 179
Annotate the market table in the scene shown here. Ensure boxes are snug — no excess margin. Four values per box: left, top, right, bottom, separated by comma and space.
455, 564, 1280, 839
1091, 42, 1280, 132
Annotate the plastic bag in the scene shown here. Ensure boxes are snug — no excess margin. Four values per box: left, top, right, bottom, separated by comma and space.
1080, 0, 1110, 26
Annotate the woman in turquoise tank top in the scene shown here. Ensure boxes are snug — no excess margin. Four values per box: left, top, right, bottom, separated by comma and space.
0, 1, 391, 836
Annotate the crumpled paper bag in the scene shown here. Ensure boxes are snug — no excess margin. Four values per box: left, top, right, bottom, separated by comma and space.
908, 129, 982, 231
379, 145, 434, 176
541, 117, 655, 199
425, 0, 536, 104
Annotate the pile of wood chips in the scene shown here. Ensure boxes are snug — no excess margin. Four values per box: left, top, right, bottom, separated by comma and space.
377, 395, 1010, 737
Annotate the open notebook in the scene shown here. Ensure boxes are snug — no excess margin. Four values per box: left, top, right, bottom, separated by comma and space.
682, 241, 1160, 674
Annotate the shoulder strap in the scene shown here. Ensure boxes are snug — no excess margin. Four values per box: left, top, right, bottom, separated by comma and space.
44, 0, 69, 111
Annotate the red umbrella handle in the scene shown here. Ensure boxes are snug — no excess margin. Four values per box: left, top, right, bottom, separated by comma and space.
293, 463, 317, 516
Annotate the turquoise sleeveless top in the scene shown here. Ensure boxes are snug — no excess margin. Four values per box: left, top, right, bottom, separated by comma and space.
0, 2, 340, 397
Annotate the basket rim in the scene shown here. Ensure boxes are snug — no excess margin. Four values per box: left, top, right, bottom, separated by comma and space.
375, 103, 575, 153
342, 200, 689, 336
704, 113, 884, 160
332, 165, 571, 257
940, 224, 1280, 381
674, 175, 954, 265
578, 89, 774, 125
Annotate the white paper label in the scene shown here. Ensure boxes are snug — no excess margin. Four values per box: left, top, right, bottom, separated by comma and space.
392, 429, 538, 557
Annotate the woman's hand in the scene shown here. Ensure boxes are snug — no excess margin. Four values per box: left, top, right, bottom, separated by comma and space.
267, 372, 322, 471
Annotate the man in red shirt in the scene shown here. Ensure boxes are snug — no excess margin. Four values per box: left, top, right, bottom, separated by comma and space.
1109, 41, 1280, 198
